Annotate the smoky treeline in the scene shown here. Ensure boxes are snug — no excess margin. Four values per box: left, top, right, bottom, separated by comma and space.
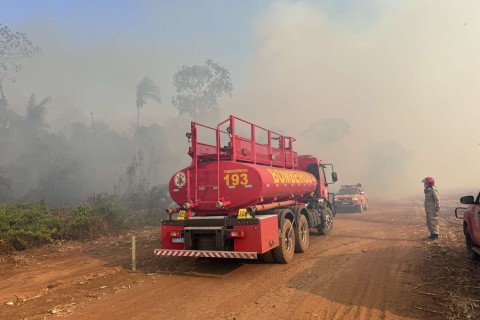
0, 24, 233, 209
0, 100, 170, 207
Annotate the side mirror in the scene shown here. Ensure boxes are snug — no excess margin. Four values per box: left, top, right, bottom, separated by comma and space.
331, 172, 338, 183
460, 196, 475, 204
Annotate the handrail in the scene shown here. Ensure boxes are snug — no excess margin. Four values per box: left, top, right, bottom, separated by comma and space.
189, 115, 298, 206
216, 116, 231, 201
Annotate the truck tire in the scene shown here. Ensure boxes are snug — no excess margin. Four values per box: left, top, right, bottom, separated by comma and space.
465, 229, 480, 261
364, 201, 369, 211
272, 218, 295, 263
358, 204, 364, 213
294, 214, 309, 253
317, 208, 334, 235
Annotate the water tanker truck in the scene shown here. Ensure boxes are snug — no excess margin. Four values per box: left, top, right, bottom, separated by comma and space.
154, 115, 338, 263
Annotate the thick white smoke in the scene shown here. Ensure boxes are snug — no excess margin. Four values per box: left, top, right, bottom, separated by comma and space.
225, 1, 480, 194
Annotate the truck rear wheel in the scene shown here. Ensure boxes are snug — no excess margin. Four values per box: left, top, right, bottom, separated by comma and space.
294, 214, 309, 253
465, 229, 480, 261
317, 208, 334, 235
272, 218, 295, 263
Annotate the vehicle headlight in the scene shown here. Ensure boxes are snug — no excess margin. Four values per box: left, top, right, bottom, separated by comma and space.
352, 197, 358, 201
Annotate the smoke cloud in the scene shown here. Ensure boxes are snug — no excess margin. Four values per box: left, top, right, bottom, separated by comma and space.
225, 1, 480, 194
301, 119, 351, 146
2, 1, 480, 201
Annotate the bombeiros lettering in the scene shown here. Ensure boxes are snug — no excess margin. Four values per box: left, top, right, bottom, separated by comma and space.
266, 168, 315, 184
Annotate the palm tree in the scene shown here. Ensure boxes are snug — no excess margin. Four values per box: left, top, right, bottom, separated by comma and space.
136, 77, 161, 135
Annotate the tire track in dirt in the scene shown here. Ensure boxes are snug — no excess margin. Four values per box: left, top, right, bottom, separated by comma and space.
2, 200, 439, 320
307, 206, 424, 320
211, 203, 427, 320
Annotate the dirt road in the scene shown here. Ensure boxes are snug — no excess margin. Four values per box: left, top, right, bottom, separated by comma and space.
0, 198, 475, 320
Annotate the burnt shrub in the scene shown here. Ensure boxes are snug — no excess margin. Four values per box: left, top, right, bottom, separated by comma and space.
145, 185, 173, 224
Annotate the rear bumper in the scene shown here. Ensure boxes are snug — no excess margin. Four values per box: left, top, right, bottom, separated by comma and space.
154, 249, 257, 259
160, 214, 279, 254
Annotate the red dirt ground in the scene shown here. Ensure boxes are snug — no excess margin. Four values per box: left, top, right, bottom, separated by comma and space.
1, 197, 478, 320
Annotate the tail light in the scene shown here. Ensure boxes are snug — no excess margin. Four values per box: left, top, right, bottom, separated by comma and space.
170, 231, 183, 237
227, 230, 245, 239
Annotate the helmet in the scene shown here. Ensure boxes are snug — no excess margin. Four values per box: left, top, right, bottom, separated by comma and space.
422, 177, 435, 187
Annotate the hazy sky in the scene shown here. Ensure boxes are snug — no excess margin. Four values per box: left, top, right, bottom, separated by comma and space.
3, 0, 480, 194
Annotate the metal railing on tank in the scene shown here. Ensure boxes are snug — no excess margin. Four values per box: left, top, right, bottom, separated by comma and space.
190, 115, 299, 206
216, 115, 297, 168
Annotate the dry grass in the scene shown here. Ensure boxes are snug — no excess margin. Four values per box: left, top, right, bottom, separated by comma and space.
420, 195, 480, 320
11, 254, 36, 266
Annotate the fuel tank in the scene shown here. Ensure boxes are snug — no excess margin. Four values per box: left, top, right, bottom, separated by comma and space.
169, 161, 317, 215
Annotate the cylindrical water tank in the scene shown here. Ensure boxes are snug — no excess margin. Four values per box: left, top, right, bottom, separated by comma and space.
169, 161, 317, 215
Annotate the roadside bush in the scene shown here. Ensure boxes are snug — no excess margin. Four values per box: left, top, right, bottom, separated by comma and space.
0, 184, 170, 252
62, 203, 107, 240
119, 185, 173, 227
115, 155, 172, 221
0, 202, 60, 250
87, 193, 126, 230
145, 185, 173, 224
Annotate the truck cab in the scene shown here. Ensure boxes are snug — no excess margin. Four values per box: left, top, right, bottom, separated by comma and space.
455, 192, 480, 260
297, 155, 338, 201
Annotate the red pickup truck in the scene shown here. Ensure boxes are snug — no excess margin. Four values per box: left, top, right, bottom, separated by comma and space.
334, 183, 368, 213
455, 192, 480, 260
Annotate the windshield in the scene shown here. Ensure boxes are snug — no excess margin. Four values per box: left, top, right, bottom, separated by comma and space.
338, 187, 358, 195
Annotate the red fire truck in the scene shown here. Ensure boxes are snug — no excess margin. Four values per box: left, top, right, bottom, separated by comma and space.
155, 115, 337, 263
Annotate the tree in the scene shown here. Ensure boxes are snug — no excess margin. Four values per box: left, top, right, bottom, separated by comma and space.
0, 24, 41, 132
24, 93, 50, 136
172, 59, 233, 119
135, 77, 161, 134
134, 77, 161, 196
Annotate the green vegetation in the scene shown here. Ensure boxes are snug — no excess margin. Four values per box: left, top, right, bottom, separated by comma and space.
0, 193, 170, 252
0, 202, 59, 251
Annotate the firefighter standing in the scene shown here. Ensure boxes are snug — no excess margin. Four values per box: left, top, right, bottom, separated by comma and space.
422, 177, 440, 240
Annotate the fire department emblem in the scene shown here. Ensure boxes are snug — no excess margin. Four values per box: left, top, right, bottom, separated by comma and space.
174, 172, 186, 188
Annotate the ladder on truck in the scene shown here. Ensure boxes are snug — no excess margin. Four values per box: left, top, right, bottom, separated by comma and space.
188, 115, 298, 206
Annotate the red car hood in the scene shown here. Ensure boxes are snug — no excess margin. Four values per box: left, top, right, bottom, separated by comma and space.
335, 194, 358, 199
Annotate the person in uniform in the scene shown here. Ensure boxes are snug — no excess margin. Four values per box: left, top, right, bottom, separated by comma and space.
422, 177, 440, 240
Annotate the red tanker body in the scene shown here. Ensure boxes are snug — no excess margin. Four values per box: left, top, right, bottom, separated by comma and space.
169, 162, 318, 215
155, 115, 338, 263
